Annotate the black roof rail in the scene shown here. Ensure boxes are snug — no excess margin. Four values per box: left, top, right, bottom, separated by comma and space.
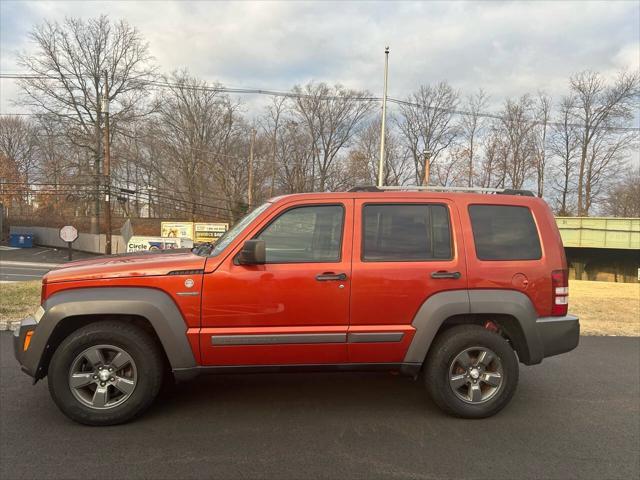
348, 185, 536, 196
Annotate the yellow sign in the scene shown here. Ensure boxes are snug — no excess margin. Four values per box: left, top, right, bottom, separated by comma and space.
194, 223, 229, 243
161, 222, 194, 240
160, 222, 228, 243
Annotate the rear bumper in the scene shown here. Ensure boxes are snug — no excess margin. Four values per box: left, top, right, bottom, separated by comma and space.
13, 316, 38, 378
535, 314, 580, 360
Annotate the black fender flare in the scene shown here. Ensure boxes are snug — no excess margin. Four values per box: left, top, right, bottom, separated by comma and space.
403, 289, 543, 367
23, 287, 197, 379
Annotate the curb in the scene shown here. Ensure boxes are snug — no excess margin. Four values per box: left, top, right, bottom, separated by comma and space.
0, 320, 20, 331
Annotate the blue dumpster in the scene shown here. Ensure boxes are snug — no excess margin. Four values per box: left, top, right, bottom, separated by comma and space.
9, 233, 34, 248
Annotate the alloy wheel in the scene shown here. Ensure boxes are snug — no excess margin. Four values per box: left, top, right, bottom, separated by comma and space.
68, 344, 138, 410
448, 346, 504, 404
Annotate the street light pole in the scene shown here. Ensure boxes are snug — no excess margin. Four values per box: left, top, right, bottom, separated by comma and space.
102, 71, 112, 255
377, 46, 389, 188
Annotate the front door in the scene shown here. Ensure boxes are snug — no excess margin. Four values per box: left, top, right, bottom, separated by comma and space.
200, 200, 353, 366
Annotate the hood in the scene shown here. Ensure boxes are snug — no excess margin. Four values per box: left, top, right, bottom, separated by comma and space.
43, 250, 207, 283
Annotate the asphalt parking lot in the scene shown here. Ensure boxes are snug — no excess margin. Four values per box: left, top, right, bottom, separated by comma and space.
0, 245, 97, 281
1, 334, 638, 479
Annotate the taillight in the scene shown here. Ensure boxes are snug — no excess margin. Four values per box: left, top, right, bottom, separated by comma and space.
551, 269, 568, 316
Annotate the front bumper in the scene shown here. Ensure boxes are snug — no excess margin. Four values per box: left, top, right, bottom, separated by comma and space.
535, 314, 580, 359
13, 316, 38, 377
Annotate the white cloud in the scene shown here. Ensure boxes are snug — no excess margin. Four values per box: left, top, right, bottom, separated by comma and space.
1, 0, 638, 115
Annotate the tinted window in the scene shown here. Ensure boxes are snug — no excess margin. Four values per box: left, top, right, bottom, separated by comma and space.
257, 205, 344, 263
468, 205, 542, 260
209, 202, 270, 257
362, 204, 452, 261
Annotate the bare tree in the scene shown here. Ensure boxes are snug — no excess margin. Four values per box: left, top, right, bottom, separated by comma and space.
261, 97, 288, 197
291, 82, 375, 191
495, 95, 537, 189
548, 96, 580, 215
459, 89, 488, 186
18, 15, 157, 230
476, 128, 502, 188
602, 166, 640, 217
396, 82, 460, 185
274, 121, 314, 194
569, 70, 639, 215
146, 71, 244, 221
18, 16, 157, 148
533, 93, 552, 197
349, 117, 411, 187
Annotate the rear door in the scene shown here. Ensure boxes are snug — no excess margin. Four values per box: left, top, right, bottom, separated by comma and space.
200, 199, 353, 366
348, 198, 466, 363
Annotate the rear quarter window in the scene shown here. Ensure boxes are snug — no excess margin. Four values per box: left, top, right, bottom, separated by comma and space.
468, 205, 542, 261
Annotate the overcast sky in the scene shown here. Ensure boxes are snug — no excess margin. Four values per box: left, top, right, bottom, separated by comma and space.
1, 0, 639, 116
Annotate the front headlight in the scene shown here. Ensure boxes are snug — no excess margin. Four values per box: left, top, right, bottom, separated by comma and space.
33, 306, 45, 324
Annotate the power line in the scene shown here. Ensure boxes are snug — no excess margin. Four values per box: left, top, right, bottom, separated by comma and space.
1, 181, 248, 219
1, 73, 638, 132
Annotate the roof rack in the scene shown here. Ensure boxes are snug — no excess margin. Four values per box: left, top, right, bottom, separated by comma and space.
348, 185, 535, 197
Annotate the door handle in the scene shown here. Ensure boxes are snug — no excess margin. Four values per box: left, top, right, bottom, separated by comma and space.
431, 270, 461, 280
316, 272, 347, 281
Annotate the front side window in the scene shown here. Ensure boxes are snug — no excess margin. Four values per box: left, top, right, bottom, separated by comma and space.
256, 205, 344, 263
208, 202, 271, 257
468, 205, 542, 260
362, 204, 452, 262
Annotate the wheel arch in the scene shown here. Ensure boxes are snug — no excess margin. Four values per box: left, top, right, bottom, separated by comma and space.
24, 287, 197, 380
403, 289, 543, 367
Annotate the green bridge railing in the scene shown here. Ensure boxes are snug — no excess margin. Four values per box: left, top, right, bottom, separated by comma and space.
556, 217, 640, 250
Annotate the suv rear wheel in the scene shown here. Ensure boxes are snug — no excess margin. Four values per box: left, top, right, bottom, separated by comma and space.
423, 325, 518, 418
48, 321, 164, 425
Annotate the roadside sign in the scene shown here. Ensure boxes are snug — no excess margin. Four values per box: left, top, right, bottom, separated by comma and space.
127, 236, 193, 253
194, 222, 228, 243
161, 222, 194, 240
59, 225, 78, 260
59, 225, 78, 243
120, 219, 134, 244
160, 221, 228, 244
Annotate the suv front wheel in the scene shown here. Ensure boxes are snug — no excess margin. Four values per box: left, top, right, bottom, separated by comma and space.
48, 321, 164, 425
424, 325, 519, 418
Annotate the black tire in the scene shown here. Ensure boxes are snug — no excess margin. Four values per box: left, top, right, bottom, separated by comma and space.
48, 321, 164, 426
423, 324, 519, 418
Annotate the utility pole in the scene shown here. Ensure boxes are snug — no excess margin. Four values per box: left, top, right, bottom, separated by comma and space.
248, 128, 256, 208
102, 71, 112, 255
423, 150, 431, 186
377, 46, 390, 187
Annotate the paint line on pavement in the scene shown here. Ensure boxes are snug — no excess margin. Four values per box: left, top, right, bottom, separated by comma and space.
0, 261, 62, 268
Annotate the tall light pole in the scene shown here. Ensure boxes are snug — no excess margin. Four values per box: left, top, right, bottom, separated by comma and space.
377, 46, 389, 188
102, 71, 112, 255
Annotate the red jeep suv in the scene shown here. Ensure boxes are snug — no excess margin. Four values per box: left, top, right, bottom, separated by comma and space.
14, 187, 579, 425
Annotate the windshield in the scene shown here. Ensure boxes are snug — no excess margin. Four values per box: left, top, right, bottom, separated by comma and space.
207, 202, 271, 257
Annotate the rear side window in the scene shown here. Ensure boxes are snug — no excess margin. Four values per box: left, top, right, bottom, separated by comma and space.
468, 205, 542, 260
362, 204, 452, 261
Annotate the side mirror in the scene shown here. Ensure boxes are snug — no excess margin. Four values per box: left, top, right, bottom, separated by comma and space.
237, 240, 266, 265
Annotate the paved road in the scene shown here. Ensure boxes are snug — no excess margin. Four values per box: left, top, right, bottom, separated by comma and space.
1, 334, 638, 480
0, 246, 97, 281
